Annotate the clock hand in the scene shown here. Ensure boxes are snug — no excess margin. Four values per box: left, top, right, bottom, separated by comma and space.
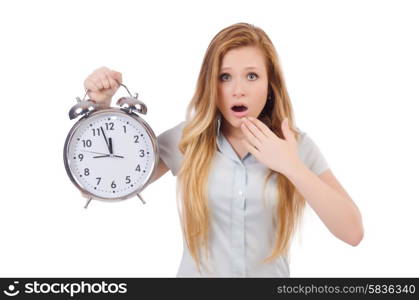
100, 126, 111, 153
93, 155, 110, 158
81, 150, 124, 158
81, 150, 110, 156
109, 137, 113, 154
93, 154, 124, 159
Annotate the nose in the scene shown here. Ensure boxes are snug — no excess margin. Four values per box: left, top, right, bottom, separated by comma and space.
232, 78, 245, 98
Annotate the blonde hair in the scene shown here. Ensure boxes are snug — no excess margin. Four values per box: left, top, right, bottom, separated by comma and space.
177, 22, 305, 273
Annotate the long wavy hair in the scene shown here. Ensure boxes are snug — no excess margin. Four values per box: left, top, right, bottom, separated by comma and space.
177, 22, 306, 274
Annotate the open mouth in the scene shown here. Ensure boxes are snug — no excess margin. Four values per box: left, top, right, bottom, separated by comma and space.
231, 105, 248, 112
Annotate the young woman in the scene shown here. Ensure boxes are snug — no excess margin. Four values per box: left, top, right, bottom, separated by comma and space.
83, 22, 363, 277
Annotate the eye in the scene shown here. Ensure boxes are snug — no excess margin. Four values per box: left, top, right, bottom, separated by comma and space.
219, 73, 231, 82
247, 72, 258, 80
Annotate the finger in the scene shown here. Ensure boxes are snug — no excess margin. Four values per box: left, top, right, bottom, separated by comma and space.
84, 78, 100, 92
281, 118, 294, 141
92, 77, 104, 90
105, 70, 120, 87
241, 137, 260, 158
100, 75, 111, 89
107, 76, 119, 89
242, 118, 266, 142
248, 117, 275, 138
110, 70, 122, 84
240, 122, 262, 150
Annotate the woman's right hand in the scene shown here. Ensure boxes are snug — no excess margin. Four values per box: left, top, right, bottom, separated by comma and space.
83, 66, 122, 108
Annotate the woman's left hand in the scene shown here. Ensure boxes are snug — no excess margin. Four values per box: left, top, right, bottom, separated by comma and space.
240, 117, 303, 176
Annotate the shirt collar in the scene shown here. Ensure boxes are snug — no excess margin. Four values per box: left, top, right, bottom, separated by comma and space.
215, 114, 304, 164
215, 113, 252, 163
215, 113, 222, 151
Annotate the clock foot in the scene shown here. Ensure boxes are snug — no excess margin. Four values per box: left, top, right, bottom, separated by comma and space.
84, 197, 93, 209
137, 193, 146, 204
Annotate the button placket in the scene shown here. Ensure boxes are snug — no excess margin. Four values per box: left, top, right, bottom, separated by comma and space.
231, 162, 247, 277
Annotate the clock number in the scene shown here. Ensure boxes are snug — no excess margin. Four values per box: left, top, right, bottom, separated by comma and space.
139, 150, 145, 157
135, 164, 141, 172
96, 177, 101, 185
82, 139, 92, 147
111, 180, 116, 188
78, 154, 84, 161
105, 122, 114, 130
92, 128, 101, 136
125, 176, 131, 184
123, 125, 127, 133
84, 168, 90, 176
134, 135, 139, 143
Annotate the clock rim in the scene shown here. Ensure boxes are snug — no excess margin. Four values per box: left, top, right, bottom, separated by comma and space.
63, 108, 159, 202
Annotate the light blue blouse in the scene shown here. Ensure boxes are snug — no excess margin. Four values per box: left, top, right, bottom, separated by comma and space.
157, 116, 329, 277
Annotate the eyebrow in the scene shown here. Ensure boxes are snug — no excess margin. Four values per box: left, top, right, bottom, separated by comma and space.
220, 66, 260, 71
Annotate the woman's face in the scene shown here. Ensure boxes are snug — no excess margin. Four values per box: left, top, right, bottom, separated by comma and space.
217, 46, 269, 130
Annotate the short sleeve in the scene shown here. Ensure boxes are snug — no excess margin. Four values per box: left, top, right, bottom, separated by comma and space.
157, 121, 186, 176
297, 131, 329, 175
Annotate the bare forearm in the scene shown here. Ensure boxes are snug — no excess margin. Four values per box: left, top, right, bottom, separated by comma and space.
286, 162, 363, 246
148, 159, 169, 185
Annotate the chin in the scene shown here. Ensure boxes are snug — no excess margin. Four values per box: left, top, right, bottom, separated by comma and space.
229, 118, 243, 128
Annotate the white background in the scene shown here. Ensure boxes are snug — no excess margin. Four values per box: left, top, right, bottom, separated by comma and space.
0, 0, 418, 277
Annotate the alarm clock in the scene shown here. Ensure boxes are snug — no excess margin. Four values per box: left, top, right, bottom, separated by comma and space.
63, 83, 159, 208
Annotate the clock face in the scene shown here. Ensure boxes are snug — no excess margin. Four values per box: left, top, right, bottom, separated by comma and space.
65, 110, 156, 199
